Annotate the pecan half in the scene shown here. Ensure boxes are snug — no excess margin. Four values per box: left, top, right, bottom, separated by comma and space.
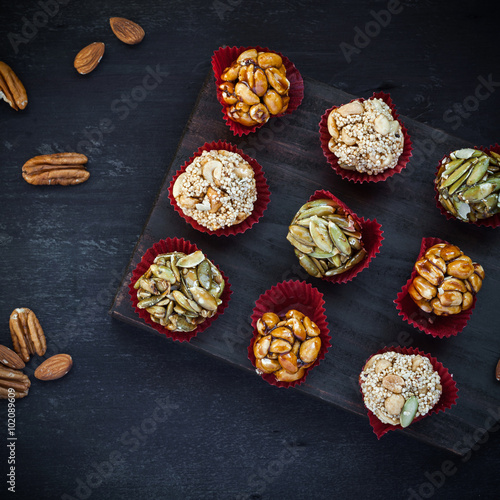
9, 308, 47, 362
0, 365, 30, 399
110, 17, 145, 45
0, 61, 27, 110
74, 42, 105, 75
22, 152, 90, 186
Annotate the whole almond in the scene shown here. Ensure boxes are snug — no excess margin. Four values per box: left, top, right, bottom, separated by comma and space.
0, 344, 25, 369
110, 17, 145, 45
74, 42, 105, 75
35, 354, 73, 381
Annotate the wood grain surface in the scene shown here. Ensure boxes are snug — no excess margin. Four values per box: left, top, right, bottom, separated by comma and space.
1, 1, 500, 499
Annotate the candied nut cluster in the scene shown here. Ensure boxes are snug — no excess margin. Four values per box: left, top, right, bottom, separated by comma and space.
408, 243, 484, 316
360, 352, 442, 426
219, 48, 290, 127
287, 198, 366, 278
134, 250, 225, 332
327, 98, 404, 175
173, 150, 257, 231
253, 309, 321, 383
436, 147, 500, 223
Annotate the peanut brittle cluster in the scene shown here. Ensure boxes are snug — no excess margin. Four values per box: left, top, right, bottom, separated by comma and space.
408, 243, 484, 316
253, 309, 321, 383
220, 49, 290, 127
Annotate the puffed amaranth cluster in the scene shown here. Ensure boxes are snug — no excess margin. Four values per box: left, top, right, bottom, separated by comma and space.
219, 49, 290, 127
360, 352, 442, 427
173, 150, 257, 231
327, 98, 404, 175
408, 243, 484, 316
253, 309, 321, 383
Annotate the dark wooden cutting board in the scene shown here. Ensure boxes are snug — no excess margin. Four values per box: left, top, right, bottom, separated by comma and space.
110, 71, 500, 455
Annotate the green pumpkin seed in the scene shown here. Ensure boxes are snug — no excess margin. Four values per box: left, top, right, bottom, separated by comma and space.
400, 396, 419, 428
150, 264, 176, 283
328, 221, 351, 256
441, 158, 464, 177
309, 249, 339, 259
288, 224, 315, 246
440, 159, 474, 189
197, 260, 212, 290
448, 170, 471, 195
310, 218, 334, 253
296, 251, 323, 277
296, 205, 335, 220
461, 182, 495, 202
287, 232, 314, 254
190, 286, 218, 311
466, 157, 490, 186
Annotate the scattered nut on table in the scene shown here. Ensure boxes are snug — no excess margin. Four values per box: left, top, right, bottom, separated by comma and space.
9, 308, 47, 363
253, 309, 321, 383
173, 149, 257, 231
287, 198, 366, 278
22, 153, 90, 186
436, 148, 500, 223
219, 48, 290, 127
360, 352, 442, 427
0, 61, 27, 110
134, 250, 225, 332
327, 97, 404, 175
408, 243, 484, 316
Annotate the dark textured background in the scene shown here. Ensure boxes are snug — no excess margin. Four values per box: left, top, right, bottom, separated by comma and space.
1, 1, 500, 499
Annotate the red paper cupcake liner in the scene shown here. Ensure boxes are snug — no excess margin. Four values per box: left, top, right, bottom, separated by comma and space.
434, 144, 500, 228
128, 237, 232, 342
293, 190, 384, 284
318, 91, 413, 183
359, 346, 458, 439
248, 280, 331, 388
211, 45, 304, 137
394, 237, 477, 338
168, 140, 271, 236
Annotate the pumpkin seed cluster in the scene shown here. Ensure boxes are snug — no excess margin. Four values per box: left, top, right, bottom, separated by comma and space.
134, 251, 224, 332
287, 198, 366, 278
436, 148, 500, 222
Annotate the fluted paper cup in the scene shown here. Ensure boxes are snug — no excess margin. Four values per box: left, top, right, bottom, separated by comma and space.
129, 237, 232, 342
434, 144, 500, 228
212, 45, 304, 136
248, 280, 331, 388
168, 140, 270, 236
394, 237, 477, 338
359, 346, 458, 439
319, 91, 412, 183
